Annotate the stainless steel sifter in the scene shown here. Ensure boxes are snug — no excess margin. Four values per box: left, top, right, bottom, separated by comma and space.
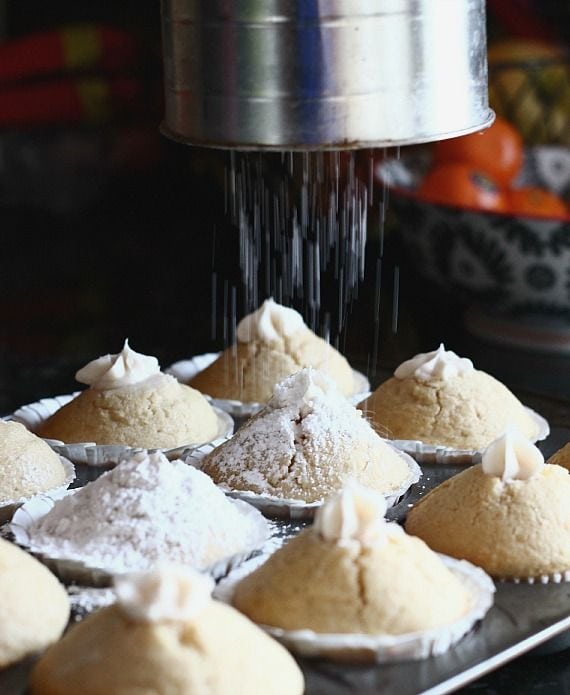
160, 0, 494, 150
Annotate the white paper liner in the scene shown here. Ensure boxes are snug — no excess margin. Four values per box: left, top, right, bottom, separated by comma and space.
0, 456, 75, 525
166, 353, 371, 418
186, 443, 422, 521
498, 570, 570, 585
8, 491, 269, 588
214, 553, 495, 663
8, 392, 234, 466
388, 406, 550, 466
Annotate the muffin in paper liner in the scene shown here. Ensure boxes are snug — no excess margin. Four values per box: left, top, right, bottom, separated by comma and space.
389, 407, 549, 466
166, 353, 371, 419
8, 491, 269, 588
0, 456, 75, 525
186, 443, 422, 521
7, 393, 234, 467
405, 441, 570, 584
214, 552, 495, 663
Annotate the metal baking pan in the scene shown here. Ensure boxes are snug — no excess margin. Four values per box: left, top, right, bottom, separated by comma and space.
1, 428, 569, 695
297, 424, 570, 695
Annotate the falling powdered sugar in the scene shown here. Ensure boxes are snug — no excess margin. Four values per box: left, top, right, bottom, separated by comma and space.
24, 451, 268, 574
67, 586, 116, 621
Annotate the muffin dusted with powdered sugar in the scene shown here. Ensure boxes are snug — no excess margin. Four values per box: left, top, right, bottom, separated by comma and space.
0, 421, 68, 503
22, 451, 268, 574
201, 368, 413, 503
189, 298, 357, 402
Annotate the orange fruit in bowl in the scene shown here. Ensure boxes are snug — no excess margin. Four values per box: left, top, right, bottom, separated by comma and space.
507, 186, 567, 218
433, 117, 523, 185
418, 163, 508, 213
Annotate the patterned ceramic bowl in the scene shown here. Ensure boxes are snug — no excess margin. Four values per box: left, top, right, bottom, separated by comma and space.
380, 147, 570, 350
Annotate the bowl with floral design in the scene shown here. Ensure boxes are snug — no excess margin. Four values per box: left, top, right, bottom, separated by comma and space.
380, 147, 570, 351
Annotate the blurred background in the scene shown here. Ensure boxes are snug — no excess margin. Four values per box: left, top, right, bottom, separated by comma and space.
1, 0, 570, 414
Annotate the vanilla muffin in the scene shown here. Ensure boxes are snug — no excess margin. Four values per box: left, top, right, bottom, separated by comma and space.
190, 298, 356, 402
201, 369, 413, 503
233, 484, 473, 634
0, 538, 69, 668
0, 421, 67, 503
30, 566, 304, 695
405, 429, 570, 579
547, 442, 570, 469
39, 341, 220, 448
362, 344, 539, 450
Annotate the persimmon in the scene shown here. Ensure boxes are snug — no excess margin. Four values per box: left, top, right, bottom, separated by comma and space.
433, 117, 523, 185
418, 163, 507, 212
507, 187, 567, 218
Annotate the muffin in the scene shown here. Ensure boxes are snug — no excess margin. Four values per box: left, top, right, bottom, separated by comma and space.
189, 297, 356, 402
405, 428, 570, 579
547, 442, 570, 469
30, 565, 304, 695
361, 344, 540, 450
21, 451, 268, 576
0, 538, 69, 668
39, 340, 220, 448
201, 368, 414, 503
0, 420, 68, 503
233, 483, 474, 635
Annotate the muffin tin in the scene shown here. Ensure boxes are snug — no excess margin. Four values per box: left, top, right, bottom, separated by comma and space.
293, 457, 570, 694
3, 449, 570, 694
0, 402, 569, 694
238, 447, 570, 692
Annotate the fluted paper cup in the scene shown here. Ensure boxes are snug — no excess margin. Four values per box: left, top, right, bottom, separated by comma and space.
9, 491, 269, 587
187, 444, 421, 521
389, 407, 549, 466
8, 393, 233, 467
216, 554, 495, 663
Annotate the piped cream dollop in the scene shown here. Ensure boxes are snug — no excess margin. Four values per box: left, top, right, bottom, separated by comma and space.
314, 482, 399, 547
482, 426, 544, 482
269, 368, 338, 411
75, 340, 161, 389
236, 298, 306, 344
394, 343, 474, 381
114, 564, 214, 624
